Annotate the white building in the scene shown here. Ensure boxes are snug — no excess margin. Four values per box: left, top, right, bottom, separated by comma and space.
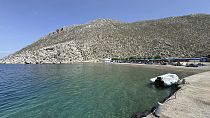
102, 58, 112, 63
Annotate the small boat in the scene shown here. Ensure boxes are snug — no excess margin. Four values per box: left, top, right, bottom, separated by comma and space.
150, 73, 179, 87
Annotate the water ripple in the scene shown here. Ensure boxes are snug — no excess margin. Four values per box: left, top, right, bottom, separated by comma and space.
0, 64, 194, 118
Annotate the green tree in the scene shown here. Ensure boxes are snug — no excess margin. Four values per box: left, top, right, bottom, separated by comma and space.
129, 56, 136, 60
154, 55, 161, 59
147, 57, 152, 59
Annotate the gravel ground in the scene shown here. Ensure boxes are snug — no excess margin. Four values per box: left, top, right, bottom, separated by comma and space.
113, 63, 210, 73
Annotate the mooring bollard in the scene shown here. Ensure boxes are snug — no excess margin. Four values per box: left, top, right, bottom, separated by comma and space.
154, 102, 163, 117
182, 79, 186, 84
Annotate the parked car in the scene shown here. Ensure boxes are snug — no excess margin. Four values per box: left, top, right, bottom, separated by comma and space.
186, 63, 198, 67
197, 63, 205, 66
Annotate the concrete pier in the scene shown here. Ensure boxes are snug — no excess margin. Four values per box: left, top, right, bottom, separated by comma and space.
147, 71, 210, 118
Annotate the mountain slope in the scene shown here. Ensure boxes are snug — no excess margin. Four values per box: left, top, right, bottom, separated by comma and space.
1, 14, 210, 64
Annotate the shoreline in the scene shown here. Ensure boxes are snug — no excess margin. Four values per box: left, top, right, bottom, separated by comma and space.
1, 61, 210, 70
111, 62, 210, 73
145, 71, 210, 118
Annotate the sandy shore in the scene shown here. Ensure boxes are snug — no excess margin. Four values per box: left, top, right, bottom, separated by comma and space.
112, 63, 210, 74
146, 71, 210, 118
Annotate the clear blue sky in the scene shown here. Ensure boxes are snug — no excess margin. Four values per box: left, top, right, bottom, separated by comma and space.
0, 0, 210, 58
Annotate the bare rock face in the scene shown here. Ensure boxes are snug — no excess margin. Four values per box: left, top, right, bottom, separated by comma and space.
1, 14, 210, 64
2, 41, 84, 64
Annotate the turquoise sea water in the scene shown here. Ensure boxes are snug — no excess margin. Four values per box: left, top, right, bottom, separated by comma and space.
0, 64, 192, 118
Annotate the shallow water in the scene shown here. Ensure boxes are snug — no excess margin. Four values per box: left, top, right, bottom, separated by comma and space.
0, 63, 193, 118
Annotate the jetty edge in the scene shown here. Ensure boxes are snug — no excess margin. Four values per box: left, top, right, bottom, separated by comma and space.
145, 71, 210, 118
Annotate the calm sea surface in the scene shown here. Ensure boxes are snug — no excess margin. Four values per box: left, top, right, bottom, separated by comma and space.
0, 63, 193, 118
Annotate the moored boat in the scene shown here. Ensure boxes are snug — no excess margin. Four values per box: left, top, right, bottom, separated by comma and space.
150, 73, 179, 87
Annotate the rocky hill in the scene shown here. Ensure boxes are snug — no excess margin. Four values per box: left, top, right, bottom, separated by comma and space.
1, 14, 210, 64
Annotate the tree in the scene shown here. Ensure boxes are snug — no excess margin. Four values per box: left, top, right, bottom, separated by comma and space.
111, 57, 119, 60
154, 55, 161, 59
129, 56, 136, 60
147, 57, 152, 59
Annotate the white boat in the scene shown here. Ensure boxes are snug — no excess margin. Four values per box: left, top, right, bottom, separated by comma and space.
150, 73, 179, 87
